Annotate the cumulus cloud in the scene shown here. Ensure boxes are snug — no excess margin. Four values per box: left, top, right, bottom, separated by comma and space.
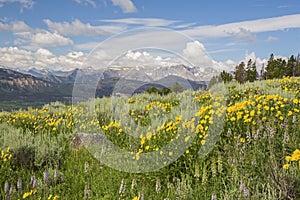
111, 50, 179, 67
67, 51, 85, 59
107, 40, 231, 72
35, 48, 54, 57
223, 59, 238, 70
31, 31, 73, 47
0, 46, 33, 67
111, 0, 137, 13
0, 20, 31, 33
0, 46, 86, 70
44, 19, 125, 36
0, 40, 235, 74
182, 41, 213, 67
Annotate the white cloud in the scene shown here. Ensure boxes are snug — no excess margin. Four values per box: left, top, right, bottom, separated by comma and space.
11, 21, 31, 32
0, 46, 33, 67
75, 42, 99, 51
224, 59, 238, 70
173, 22, 196, 29
0, 40, 235, 75
0, 21, 9, 31
277, 5, 289, 9
266, 36, 278, 42
227, 27, 256, 42
0, 46, 86, 70
31, 31, 73, 47
35, 48, 54, 57
0, 0, 34, 11
74, 0, 96, 8
182, 14, 300, 39
100, 40, 230, 72
14, 38, 27, 45
67, 51, 85, 59
112, 50, 179, 67
0, 20, 31, 33
100, 18, 179, 27
44, 19, 125, 36
111, 0, 137, 13
0, 20, 73, 47
182, 41, 213, 67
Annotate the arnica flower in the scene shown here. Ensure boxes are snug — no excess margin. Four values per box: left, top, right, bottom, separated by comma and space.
240, 138, 246, 143
285, 156, 292, 162
53, 195, 59, 200
48, 194, 60, 200
291, 149, 300, 161
283, 163, 290, 170
22, 189, 37, 199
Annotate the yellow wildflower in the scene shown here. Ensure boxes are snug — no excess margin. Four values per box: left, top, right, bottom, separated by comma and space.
283, 164, 290, 170
285, 156, 292, 162
291, 149, 300, 161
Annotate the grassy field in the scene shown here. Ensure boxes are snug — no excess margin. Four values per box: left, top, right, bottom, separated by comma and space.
1, 77, 300, 200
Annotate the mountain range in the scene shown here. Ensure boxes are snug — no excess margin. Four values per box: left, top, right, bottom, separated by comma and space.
0, 65, 212, 108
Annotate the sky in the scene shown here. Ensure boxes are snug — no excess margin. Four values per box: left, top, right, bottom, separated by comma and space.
1, 0, 300, 72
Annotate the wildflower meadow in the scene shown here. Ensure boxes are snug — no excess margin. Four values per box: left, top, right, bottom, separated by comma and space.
1, 77, 300, 199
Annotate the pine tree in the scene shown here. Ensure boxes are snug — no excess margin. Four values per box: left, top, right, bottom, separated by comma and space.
235, 62, 246, 83
208, 75, 221, 88
263, 53, 287, 79
295, 53, 300, 76
220, 70, 233, 83
246, 59, 257, 82
286, 55, 296, 77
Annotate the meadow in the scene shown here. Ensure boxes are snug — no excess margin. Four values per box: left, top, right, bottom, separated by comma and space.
1, 77, 300, 200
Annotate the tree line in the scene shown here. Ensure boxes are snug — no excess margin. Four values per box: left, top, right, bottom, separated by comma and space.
213, 53, 300, 84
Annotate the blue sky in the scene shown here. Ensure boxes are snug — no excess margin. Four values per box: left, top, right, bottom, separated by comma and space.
1, 0, 300, 71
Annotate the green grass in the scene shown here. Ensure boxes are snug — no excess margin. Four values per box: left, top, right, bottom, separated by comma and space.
1, 78, 300, 199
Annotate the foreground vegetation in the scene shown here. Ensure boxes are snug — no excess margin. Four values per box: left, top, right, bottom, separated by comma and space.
1, 77, 300, 199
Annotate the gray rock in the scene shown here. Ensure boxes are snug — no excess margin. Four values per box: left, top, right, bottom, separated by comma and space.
70, 133, 107, 149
